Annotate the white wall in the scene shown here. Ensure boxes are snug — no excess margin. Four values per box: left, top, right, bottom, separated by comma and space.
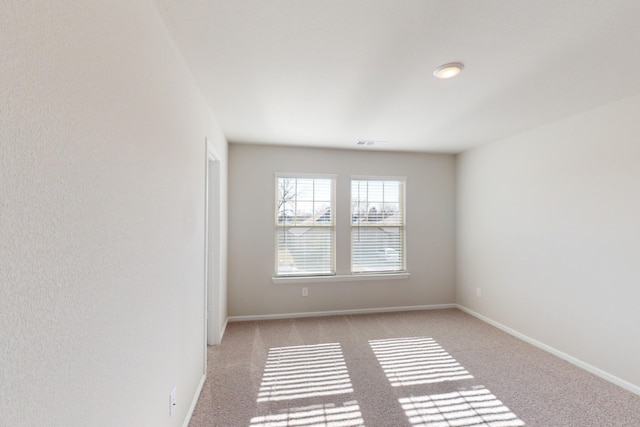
0, 1, 227, 426
228, 144, 456, 317
457, 94, 640, 390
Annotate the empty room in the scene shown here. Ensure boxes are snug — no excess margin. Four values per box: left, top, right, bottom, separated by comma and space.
2, 1, 639, 427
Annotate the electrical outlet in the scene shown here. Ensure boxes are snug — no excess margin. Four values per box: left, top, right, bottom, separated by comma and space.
170, 387, 177, 416
302, 287, 308, 297
476, 288, 482, 298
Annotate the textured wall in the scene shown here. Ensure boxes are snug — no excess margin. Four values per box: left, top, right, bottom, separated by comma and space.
228, 144, 456, 317
457, 94, 640, 390
0, 1, 227, 426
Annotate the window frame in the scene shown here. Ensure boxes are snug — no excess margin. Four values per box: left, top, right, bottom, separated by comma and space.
350, 176, 407, 275
274, 173, 337, 278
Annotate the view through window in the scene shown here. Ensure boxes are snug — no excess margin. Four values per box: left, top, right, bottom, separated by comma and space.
275, 175, 406, 277
276, 175, 335, 276
351, 178, 406, 273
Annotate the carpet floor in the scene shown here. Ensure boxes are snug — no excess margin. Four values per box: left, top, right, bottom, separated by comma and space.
188, 309, 640, 426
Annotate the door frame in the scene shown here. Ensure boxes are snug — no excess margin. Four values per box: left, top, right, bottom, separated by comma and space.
204, 138, 222, 361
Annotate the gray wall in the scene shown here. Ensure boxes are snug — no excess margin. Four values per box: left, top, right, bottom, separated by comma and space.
457, 94, 640, 391
1, 1, 228, 426
228, 144, 456, 317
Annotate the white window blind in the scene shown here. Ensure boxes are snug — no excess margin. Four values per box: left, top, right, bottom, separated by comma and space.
276, 175, 335, 276
351, 178, 406, 273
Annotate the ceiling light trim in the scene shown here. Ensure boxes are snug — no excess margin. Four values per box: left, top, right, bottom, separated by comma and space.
433, 62, 464, 79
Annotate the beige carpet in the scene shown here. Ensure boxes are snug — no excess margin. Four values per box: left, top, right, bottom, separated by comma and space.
189, 309, 640, 426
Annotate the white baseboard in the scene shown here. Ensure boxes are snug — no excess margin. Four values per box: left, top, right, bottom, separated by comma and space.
456, 304, 640, 397
182, 373, 206, 427
228, 303, 457, 322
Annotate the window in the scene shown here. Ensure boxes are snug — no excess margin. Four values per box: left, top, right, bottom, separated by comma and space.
351, 178, 406, 273
276, 175, 335, 276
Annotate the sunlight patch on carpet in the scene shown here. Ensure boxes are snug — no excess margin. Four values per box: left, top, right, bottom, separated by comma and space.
400, 385, 525, 427
250, 401, 364, 427
369, 337, 473, 386
257, 343, 353, 402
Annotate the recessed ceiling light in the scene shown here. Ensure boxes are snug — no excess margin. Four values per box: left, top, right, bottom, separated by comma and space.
433, 62, 464, 79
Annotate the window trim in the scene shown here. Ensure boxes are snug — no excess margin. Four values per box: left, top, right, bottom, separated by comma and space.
274, 173, 337, 277
272, 272, 410, 284
350, 176, 407, 274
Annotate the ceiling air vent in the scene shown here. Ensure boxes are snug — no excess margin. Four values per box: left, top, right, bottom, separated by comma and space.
356, 140, 386, 147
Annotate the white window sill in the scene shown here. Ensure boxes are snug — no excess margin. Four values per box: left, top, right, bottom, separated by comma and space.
272, 272, 410, 284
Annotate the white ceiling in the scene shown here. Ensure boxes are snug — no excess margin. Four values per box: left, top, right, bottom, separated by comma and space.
154, 1, 640, 153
